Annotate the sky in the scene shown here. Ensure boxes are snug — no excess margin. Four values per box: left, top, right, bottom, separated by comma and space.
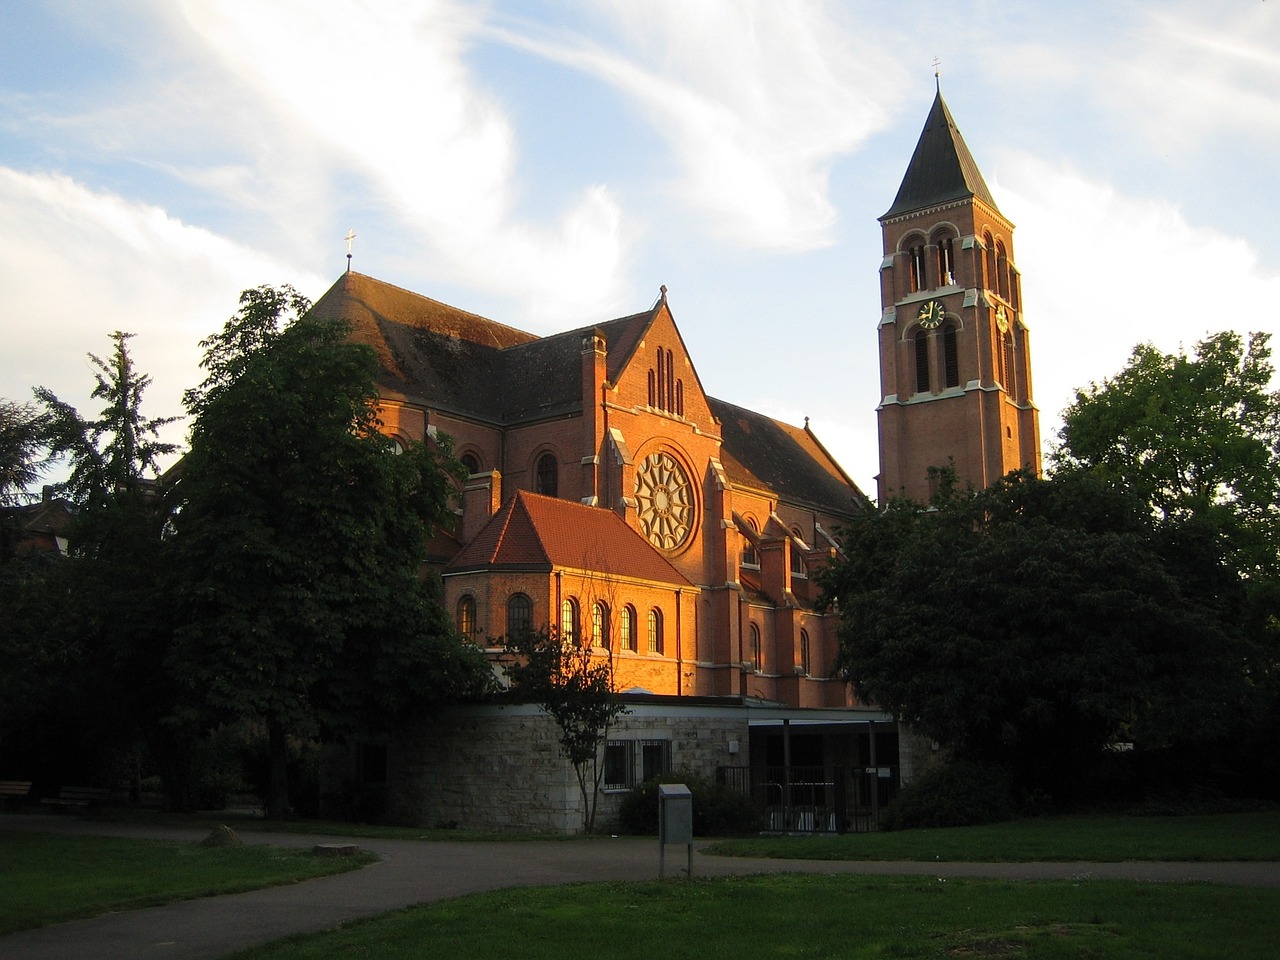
2, 0, 1278, 498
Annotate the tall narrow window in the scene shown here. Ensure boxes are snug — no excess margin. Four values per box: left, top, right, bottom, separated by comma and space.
908, 242, 927, 292
536, 453, 558, 497
741, 517, 759, 567
456, 595, 476, 641
942, 323, 959, 388
560, 598, 579, 643
621, 605, 637, 652
750, 623, 761, 672
647, 369, 656, 407
936, 235, 955, 285
591, 601, 610, 649
800, 629, 811, 676
647, 608, 663, 654
507, 594, 532, 641
789, 529, 806, 577
675, 380, 684, 417
1004, 333, 1017, 398
995, 241, 1010, 300
914, 329, 931, 394
665, 349, 675, 412
983, 232, 996, 292
656, 348, 666, 409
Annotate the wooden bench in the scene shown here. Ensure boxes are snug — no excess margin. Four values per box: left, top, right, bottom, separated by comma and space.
0, 781, 32, 806
42, 786, 112, 812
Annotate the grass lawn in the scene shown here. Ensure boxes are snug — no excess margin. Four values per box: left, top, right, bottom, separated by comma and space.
705, 809, 1280, 862
0, 832, 375, 935
226, 874, 1280, 960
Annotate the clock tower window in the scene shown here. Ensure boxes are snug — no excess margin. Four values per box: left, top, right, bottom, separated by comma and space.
943, 323, 959, 388
908, 243, 927, 293
914, 329, 931, 394
995, 241, 1010, 300
933, 232, 956, 286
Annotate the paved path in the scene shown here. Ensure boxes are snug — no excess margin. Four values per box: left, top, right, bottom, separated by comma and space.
3, 814, 1279, 960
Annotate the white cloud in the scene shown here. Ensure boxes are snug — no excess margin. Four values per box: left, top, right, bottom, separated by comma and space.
176, 0, 629, 327
995, 153, 1280, 449
498, 0, 905, 251
0, 168, 325, 457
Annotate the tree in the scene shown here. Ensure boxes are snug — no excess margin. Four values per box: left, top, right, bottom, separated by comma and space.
505, 626, 627, 833
1055, 329, 1280, 796
171, 286, 490, 819
1055, 331, 1280, 576
0, 399, 49, 507
818, 470, 1251, 800
1, 333, 188, 800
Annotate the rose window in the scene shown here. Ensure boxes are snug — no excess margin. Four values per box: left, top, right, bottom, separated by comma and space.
634, 452, 693, 550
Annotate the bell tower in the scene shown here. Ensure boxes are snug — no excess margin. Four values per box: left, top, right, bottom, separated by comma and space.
875, 86, 1041, 504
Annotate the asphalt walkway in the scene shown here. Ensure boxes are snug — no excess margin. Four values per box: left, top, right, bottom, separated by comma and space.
3, 813, 1279, 960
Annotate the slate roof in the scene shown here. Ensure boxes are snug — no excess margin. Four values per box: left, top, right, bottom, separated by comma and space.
881, 89, 999, 220
311, 272, 658, 425
709, 397, 869, 518
446, 490, 693, 586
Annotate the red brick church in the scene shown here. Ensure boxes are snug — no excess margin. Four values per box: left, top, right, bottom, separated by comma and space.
316, 87, 1041, 832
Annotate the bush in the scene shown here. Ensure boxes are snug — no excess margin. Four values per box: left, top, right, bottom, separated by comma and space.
879, 760, 1019, 830
615, 771, 766, 837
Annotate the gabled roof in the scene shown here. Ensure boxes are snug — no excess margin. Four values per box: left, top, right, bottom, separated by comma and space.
446, 490, 694, 586
710, 397, 869, 518
881, 89, 999, 220
311, 272, 662, 426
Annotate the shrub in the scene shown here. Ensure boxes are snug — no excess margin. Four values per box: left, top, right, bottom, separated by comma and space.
615, 771, 766, 837
879, 760, 1018, 830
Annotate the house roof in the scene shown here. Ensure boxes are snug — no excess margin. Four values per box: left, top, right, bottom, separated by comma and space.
446, 490, 694, 586
709, 397, 869, 517
881, 89, 999, 221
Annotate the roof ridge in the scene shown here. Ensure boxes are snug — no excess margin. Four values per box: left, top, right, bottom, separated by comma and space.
343, 271, 539, 345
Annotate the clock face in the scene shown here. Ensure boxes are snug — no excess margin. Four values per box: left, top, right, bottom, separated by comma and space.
995, 305, 1010, 334
635, 452, 693, 550
917, 300, 944, 329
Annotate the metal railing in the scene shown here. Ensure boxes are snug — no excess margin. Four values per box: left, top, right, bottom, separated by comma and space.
718, 765, 897, 834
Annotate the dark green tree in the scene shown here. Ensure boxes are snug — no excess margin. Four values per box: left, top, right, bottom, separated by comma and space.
819, 470, 1250, 800
0, 334, 188, 799
1055, 330, 1280, 575
172, 286, 490, 819
506, 627, 626, 833
1055, 330, 1280, 796
0, 399, 49, 507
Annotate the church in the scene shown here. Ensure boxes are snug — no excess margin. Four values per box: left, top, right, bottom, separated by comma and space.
314, 88, 1040, 832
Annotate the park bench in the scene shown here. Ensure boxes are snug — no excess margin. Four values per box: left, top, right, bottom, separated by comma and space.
41, 786, 112, 812
0, 780, 32, 807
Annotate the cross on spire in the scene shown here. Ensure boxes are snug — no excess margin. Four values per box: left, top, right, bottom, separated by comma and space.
344, 229, 356, 272
932, 56, 942, 90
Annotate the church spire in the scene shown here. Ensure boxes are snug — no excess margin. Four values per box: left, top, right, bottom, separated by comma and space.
880, 90, 999, 221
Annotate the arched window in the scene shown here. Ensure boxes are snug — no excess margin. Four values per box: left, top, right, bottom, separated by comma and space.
460, 452, 480, 475
621, 605, 637, 652
507, 594, 532, 641
656, 348, 666, 409
908, 241, 927, 292
800, 629, 811, 676
591, 601, 610, 649
935, 233, 955, 285
647, 608, 663, 654
741, 517, 759, 567
665, 349, 675, 412
1004, 332, 1017, 397
914, 328, 931, 394
749, 623, 761, 672
675, 380, 684, 417
456, 595, 476, 641
535, 453, 558, 497
942, 323, 959, 388
560, 598, 580, 644
995, 241, 1010, 300
983, 232, 996, 291
647, 368, 656, 407
789, 531, 806, 578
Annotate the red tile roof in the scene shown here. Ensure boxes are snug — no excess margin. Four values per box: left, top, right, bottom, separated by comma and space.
446, 490, 693, 586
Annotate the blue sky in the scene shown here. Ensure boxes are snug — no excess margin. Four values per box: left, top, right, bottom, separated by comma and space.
2, 0, 1278, 496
